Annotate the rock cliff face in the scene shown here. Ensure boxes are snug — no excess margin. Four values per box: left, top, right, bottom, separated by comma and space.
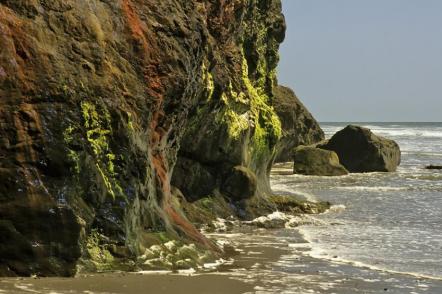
171, 1, 286, 202
0, 0, 287, 276
273, 86, 324, 162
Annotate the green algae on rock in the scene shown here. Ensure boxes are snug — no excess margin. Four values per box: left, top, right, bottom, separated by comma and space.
0, 0, 325, 277
173, 1, 286, 209
293, 146, 349, 176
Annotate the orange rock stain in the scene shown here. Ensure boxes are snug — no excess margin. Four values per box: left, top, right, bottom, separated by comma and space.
121, 0, 213, 247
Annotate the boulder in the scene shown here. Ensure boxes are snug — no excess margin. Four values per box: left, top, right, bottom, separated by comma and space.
221, 166, 257, 201
320, 125, 401, 172
425, 165, 442, 170
273, 86, 324, 162
293, 146, 348, 176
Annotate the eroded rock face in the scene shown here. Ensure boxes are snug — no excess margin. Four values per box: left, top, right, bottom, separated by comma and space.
320, 125, 401, 172
221, 166, 257, 201
173, 0, 286, 202
293, 146, 348, 176
171, 157, 216, 202
0, 0, 286, 276
273, 86, 324, 162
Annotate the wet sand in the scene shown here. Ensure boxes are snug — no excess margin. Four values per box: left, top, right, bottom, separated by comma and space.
2, 229, 442, 293
0, 273, 252, 294
0, 231, 286, 294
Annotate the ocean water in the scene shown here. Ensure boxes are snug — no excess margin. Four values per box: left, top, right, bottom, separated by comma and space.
271, 122, 442, 282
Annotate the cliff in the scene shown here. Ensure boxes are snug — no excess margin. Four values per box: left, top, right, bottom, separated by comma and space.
273, 85, 324, 162
0, 0, 318, 277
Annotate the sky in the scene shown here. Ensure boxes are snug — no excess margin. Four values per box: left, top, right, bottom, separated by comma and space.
277, 0, 442, 122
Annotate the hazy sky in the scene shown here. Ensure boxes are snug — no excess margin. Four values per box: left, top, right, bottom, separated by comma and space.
277, 0, 442, 122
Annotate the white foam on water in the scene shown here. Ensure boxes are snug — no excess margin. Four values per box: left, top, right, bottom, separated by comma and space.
298, 227, 442, 282
134, 270, 172, 275
13, 283, 41, 293
288, 243, 312, 249
378, 129, 442, 138
177, 268, 197, 275
207, 233, 245, 238
335, 186, 407, 192
360, 278, 381, 282
325, 204, 346, 214
202, 258, 234, 270
292, 191, 319, 202
270, 183, 319, 202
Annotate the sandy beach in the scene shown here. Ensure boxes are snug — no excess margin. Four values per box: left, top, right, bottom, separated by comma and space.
0, 273, 252, 294
2, 227, 442, 294
0, 231, 280, 294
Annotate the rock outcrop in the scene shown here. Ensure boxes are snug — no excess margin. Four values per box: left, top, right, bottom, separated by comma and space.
320, 125, 401, 172
0, 0, 290, 276
273, 86, 324, 162
425, 165, 442, 170
171, 1, 286, 203
293, 146, 348, 176
221, 166, 257, 201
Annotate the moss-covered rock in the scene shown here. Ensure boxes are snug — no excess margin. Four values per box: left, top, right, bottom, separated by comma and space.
320, 125, 401, 172
137, 240, 216, 271
0, 0, 324, 277
0, 0, 220, 276
173, 0, 286, 206
268, 195, 331, 214
293, 146, 349, 176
